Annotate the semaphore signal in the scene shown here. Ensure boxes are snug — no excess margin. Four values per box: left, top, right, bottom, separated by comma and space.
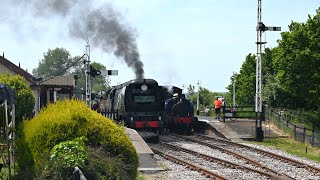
255, 0, 281, 142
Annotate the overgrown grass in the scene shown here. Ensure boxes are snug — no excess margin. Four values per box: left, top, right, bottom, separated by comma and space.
245, 138, 320, 162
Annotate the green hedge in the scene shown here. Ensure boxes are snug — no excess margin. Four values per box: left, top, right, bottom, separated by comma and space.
16, 99, 138, 179
0, 73, 35, 127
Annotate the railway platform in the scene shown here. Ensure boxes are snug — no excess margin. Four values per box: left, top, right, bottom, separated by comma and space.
197, 115, 287, 142
125, 128, 163, 172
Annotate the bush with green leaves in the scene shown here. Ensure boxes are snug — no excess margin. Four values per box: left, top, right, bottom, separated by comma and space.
0, 73, 35, 126
50, 136, 87, 168
16, 99, 138, 179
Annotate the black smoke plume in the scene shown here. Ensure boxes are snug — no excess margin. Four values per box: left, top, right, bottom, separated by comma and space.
24, 0, 144, 79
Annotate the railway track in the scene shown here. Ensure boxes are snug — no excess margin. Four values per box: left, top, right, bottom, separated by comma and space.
150, 142, 279, 179
194, 134, 320, 173
151, 145, 226, 180
160, 133, 320, 179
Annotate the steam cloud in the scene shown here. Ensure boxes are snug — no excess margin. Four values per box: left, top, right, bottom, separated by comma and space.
24, 0, 144, 79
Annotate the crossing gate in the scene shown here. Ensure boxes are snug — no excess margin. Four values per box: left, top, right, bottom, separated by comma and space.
0, 84, 15, 179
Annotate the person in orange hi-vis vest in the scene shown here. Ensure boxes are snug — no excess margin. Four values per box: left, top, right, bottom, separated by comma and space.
214, 97, 222, 120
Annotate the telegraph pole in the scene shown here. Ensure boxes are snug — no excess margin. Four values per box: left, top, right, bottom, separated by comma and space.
84, 41, 91, 107
255, 0, 281, 141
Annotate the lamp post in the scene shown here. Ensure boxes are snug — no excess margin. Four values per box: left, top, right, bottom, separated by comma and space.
182, 84, 185, 94
233, 79, 236, 108
196, 80, 201, 115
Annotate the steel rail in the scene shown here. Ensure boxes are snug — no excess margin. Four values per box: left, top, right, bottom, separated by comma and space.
150, 146, 227, 180
170, 133, 293, 179
159, 141, 280, 179
195, 134, 320, 174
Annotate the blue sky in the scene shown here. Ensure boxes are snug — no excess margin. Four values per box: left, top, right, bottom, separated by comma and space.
0, 0, 319, 92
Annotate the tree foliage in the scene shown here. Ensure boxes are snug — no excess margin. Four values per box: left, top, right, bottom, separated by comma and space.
32, 47, 110, 93
273, 10, 320, 110
32, 48, 74, 78
185, 84, 218, 110
73, 60, 110, 93
226, 7, 320, 111
0, 74, 35, 126
227, 54, 256, 106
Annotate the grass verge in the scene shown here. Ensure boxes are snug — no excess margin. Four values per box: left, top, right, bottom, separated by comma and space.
245, 138, 320, 163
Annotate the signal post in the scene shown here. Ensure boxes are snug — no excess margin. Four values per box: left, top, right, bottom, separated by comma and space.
255, 0, 281, 141
84, 42, 118, 107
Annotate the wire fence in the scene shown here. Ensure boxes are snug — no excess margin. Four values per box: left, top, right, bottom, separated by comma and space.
265, 107, 320, 147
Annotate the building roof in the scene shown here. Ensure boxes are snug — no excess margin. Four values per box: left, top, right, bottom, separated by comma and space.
0, 55, 37, 85
40, 75, 75, 87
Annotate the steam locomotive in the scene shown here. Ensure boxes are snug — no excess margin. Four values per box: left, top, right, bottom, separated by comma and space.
162, 86, 198, 134
102, 79, 165, 139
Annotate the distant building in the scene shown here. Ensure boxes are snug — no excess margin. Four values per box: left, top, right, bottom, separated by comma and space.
0, 54, 77, 115
40, 75, 77, 108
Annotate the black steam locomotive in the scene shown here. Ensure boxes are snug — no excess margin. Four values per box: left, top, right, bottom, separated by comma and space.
102, 79, 165, 136
162, 86, 198, 134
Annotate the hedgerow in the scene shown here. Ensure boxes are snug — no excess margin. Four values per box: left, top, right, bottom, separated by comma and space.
16, 99, 138, 179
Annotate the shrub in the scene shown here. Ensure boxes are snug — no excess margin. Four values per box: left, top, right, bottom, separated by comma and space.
82, 146, 132, 180
16, 99, 138, 179
0, 73, 35, 127
37, 137, 87, 179
50, 137, 87, 168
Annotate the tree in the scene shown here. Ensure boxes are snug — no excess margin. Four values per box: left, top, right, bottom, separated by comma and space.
226, 49, 278, 107
32, 48, 74, 77
199, 87, 215, 107
73, 61, 110, 93
273, 8, 320, 110
225, 72, 238, 106
185, 84, 196, 101
0, 74, 35, 127
185, 84, 217, 110
32, 47, 110, 94
232, 54, 256, 106
226, 7, 320, 112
